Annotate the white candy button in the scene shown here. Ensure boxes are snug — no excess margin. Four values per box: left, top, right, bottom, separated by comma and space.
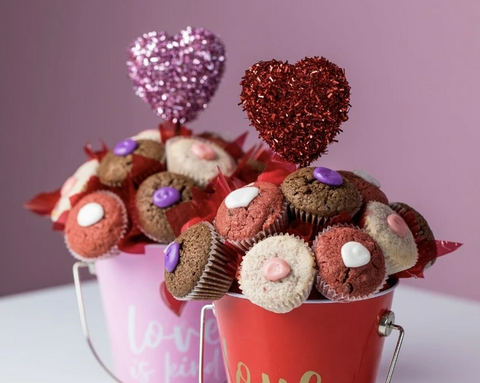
353, 169, 381, 188
341, 241, 371, 268
77, 202, 105, 227
225, 187, 259, 209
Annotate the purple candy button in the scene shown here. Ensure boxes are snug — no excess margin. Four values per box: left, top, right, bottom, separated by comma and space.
164, 242, 180, 273
313, 167, 343, 186
153, 187, 180, 208
113, 139, 138, 156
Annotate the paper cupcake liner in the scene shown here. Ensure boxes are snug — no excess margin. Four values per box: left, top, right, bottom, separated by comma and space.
65, 191, 129, 263
227, 201, 289, 252
179, 222, 238, 301
315, 271, 388, 303
238, 233, 316, 313
289, 190, 363, 232
312, 224, 388, 303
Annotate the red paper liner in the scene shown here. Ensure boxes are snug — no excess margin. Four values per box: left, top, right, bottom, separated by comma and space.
64, 191, 129, 262
313, 224, 388, 302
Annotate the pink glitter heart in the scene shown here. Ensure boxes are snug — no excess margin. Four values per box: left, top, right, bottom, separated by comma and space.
127, 27, 226, 123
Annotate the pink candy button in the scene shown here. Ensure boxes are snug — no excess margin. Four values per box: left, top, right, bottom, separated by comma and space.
387, 214, 408, 238
61, 176, 77, 197
262, 258, 291, 282
191, 142, 217, 160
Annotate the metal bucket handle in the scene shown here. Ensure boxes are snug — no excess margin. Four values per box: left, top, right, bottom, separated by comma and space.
199, 304, 405, 383
73, 261, 125, 383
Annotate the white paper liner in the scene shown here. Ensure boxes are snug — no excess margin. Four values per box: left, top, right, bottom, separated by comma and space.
227, 201, 289, 252
238, 233, 316, 313
177, 222, 238, 301
65, 191, 129, 263
312, 224, 388, 303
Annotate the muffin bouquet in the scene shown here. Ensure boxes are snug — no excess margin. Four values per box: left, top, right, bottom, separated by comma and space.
162, 56, 463, 313
25, 27, 274, 265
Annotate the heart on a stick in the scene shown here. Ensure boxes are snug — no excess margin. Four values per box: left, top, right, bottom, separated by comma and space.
240, 57, 350, 166
128, 27, 226, 123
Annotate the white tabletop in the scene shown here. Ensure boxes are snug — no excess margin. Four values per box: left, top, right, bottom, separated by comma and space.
1, 282, 480, 383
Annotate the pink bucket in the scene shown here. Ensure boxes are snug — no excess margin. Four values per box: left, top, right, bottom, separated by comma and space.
76, 244, 226, 383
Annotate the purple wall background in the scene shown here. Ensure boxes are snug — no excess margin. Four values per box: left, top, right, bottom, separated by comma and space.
1, 1, 479, 300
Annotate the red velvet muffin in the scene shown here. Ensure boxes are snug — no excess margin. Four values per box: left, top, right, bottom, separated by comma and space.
215, 182, 288, 250
64, 191, 128, 262
313, 226, 386, 302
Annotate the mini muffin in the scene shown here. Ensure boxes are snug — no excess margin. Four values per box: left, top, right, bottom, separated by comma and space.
65, 191, 128, 262
390, 202, 437, 275
164, 222, 237, 301
359, 201, 418, 275
280, 167, 361, 225
239, 234, 316, 313
131, 128, 162, 143
165, 137, 236, 188
313, 226, 386, 301
215, 182, 287, 250
51, 159, 99, 222
337, 170, 388, 206
98, 138, 165, 186
135, 171, 195, 243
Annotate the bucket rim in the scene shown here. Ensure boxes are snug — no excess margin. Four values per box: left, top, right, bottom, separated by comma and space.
225, 277, 399, 305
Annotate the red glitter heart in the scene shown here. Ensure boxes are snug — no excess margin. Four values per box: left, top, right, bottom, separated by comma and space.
240, 57, 351, 166
160, 282, 187, 317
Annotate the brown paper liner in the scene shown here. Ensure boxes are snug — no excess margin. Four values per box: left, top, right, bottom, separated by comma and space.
178, 222, 238, 301
313, 224, 388, 303
65, 191, 129, 263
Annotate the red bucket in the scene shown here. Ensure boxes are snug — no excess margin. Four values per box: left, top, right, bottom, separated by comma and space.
200, 279, 403, 383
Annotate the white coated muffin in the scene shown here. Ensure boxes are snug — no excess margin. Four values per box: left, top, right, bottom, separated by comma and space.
239, 234, 316, 313
165, 137, 236, 188
361, 201, 418, 275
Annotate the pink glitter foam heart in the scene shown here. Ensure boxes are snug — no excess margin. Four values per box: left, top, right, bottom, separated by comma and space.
127, 27, 226, 123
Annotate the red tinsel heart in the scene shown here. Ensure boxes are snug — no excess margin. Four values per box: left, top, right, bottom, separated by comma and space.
240, 57, 351, 166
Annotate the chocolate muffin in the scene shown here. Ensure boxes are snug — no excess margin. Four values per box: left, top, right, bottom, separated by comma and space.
337, 170, 388, 206
390, 202, 437, 273
313, 226, 386, 301
98, 139, 165, 186
215, 182, 287, 250
280, 167, 361, 225
135, 171, 195, 243
164, 222, 237, 300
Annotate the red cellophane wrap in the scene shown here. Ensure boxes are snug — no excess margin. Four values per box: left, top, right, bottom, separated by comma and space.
159, 121, 192, 143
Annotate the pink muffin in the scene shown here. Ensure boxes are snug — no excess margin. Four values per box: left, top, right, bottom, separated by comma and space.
215, 182, 288, 250
65, 191, 128, 262
359, 201, 418, 275
313, 226, 386, 302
